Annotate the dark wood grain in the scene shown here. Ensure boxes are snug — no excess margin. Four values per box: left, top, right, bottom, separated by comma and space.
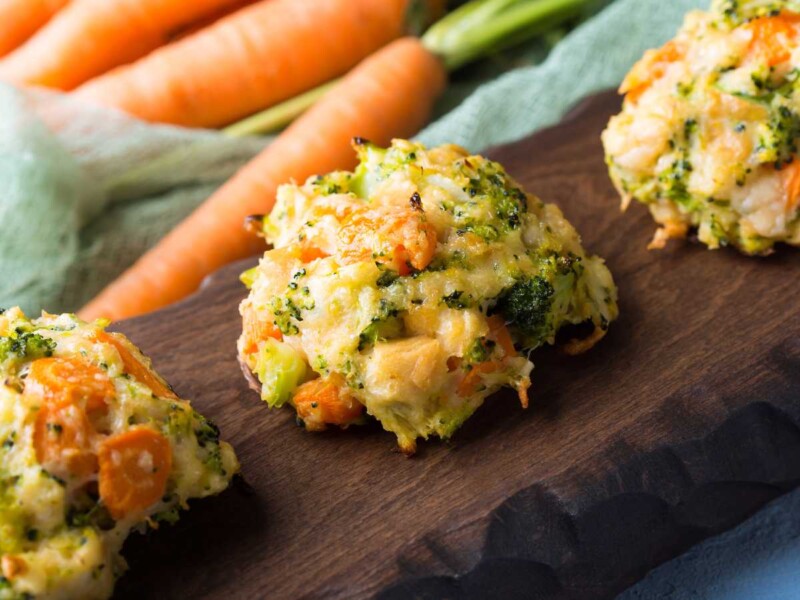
110, 90, 800, 600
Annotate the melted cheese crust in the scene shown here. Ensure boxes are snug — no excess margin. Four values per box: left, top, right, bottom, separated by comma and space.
240, 140, 618, 451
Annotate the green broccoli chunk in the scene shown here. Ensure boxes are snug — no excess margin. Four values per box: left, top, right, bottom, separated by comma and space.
496, 276, 554, 345
0, 333, 56, 362
194, 414, 226, 475
758, 105, 800, 168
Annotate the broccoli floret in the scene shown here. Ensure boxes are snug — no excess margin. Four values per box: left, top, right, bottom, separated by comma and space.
496, 276, 554, 344
194, 415, 221, 447
441, 290, 472, 310
463, 338, 493, 364
358, 300, 401, 351
757, 104, 800, 168
0, 332, 56, 362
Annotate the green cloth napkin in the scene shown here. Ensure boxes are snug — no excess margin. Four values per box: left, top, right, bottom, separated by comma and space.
0, 0, 703, 315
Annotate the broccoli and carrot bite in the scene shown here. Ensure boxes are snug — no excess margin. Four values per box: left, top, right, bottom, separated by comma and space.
0, 308, 238, 600
238, 139, 618, 454
603, 0, 800, 255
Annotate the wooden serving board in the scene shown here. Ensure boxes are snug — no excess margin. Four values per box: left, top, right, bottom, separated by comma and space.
111, 91, 800, 600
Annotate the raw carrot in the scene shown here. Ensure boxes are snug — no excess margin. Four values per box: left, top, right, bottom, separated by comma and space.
168, 0, 259, 43
0, 0, 249, 91
74, 0, 411, 127
79, 37, 446, 322
241, 304, 283, 354
98, 427, 172, 519
0, 0, 68, 59
292, 375, 363, 431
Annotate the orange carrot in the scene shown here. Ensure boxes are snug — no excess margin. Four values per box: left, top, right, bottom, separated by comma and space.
457, 316, 519, 399
0, 0, 68, 59
292, 375, 363, 431
241, 304, 283, 354
339, 205, 438, 275
34, 401, 99, 480
98, 427, 172, 519
744, 12, 800, 67
74, 0, 411, 127
783, 160, 800, 213
619, 40, 684, 104
0, 0, 249, 90
487, 315, 517, 359
168, 0, 259, 43
80, 37, 446, 322
94, 331, 177, 399
26, 357, 114, 414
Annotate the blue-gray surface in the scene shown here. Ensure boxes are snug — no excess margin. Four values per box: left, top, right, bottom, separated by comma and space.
619, 488, 800, 599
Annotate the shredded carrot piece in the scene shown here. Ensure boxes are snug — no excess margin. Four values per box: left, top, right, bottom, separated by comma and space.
1, 555, 27, 581
95, 331, 177, 399
744, 13, 800, 67
619, 40, 684, 103
292, 375, 363, 431
457, 361, 501, 397
487, 315, 517, 359
338, 205, 438, 275
298, 244, 329, 264
241, 304, 283, 354
783, 160, 800, 213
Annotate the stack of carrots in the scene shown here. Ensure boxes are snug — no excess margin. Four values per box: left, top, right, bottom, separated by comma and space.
0, 0, 590, 321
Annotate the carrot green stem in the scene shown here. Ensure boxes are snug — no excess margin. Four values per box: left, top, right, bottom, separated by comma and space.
225, 0, 590, 137
223, 79, 339, 137
423, 0, 590, 70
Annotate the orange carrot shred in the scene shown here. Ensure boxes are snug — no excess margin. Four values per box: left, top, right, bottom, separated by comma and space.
338, 205, 438, 274
744, 12, 800, 67
241, 304, 283, 354
292, 375, 363, 431
457, 362, 501, 397
95, 331, 177, 399
783, 160, 800, 213
619, 40, 684, 103
487, 315, 517, 359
